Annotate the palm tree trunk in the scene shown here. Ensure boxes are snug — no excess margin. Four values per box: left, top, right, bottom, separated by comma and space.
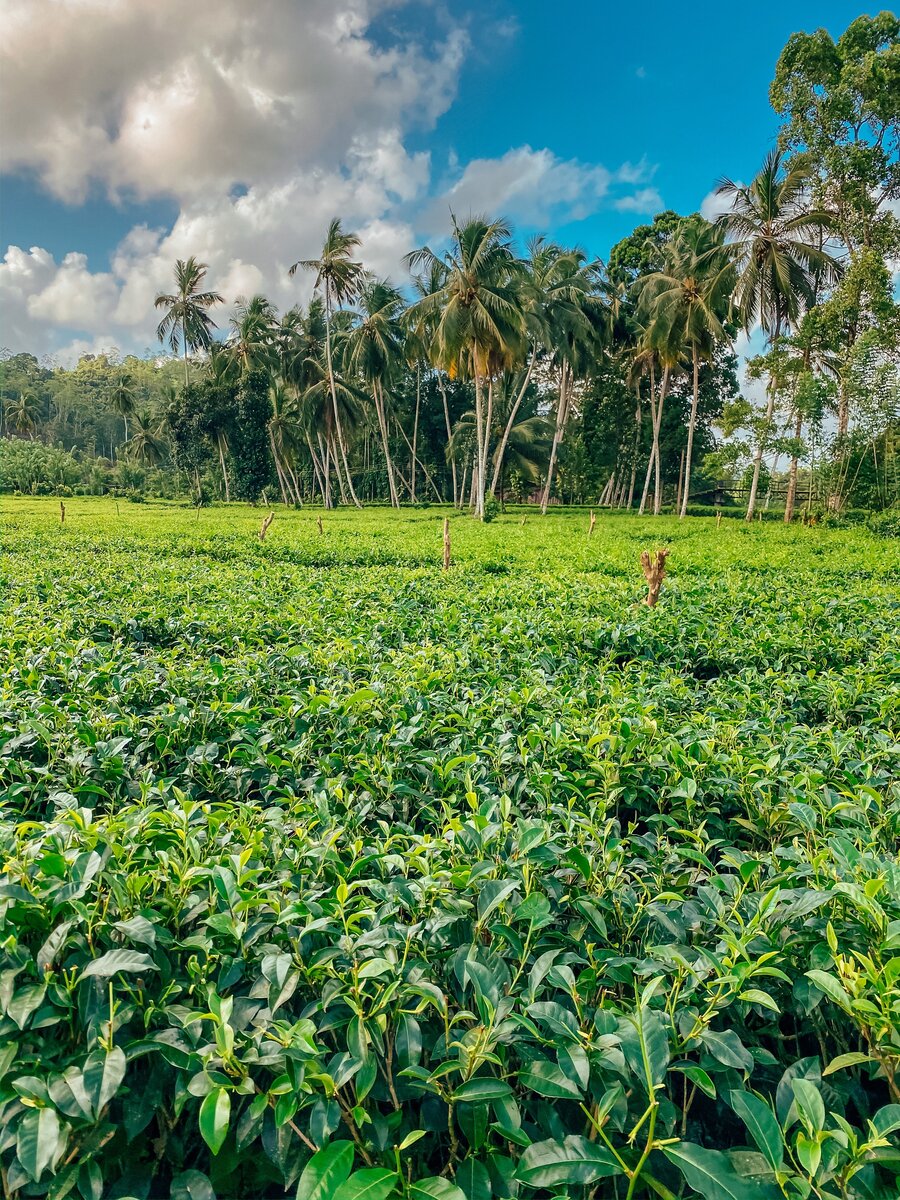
746, 319, 782, 522
679, 347, 700, 519
216, 432, 230, 502
317, 431, 335, 508
307, 433, 327, 505
490, 348, 537, 496
374, 381, 399, 507
639, 361, 658, 515
745, 386, 776, 522
482, 377, 494, 504
324, 294, 361, 508
472, 357, 486, 518
183, 318, 189, 387
411, 365, 421, 503
640, 364, 669, 516
541, 361, 570, 515
436, 372, 457, 505
652, 366, 671, 517
784, 410, 803, 522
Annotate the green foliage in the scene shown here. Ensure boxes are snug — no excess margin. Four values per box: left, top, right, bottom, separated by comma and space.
481, 493, 500, 522
868, 508, 900, 538
233, 370, 273, 501
1, 502, 899, 1197
0, 438, 82, 494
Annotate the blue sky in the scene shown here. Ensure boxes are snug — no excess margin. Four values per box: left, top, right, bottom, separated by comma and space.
0, 0, 872, 360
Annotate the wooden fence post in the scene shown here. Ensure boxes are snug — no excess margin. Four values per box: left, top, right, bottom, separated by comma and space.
258, 511, 274, 541
640, 548, 670, 607
59, 500, 66, 524
588, 509, 596, 537
442, 518, 451, 570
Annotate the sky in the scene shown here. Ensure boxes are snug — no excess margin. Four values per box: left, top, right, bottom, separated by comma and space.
0, 0, 874, 364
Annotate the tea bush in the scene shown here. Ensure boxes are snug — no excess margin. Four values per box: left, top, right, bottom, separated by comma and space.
1, 499, 898, 1199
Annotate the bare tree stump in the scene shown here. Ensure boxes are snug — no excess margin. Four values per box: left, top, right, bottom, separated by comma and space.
716, 510, 722, 529
442, 517, 451, 570
588, 509, 596, 537
258, 511, 275, 541
59, 500, 66, 524
317, 514, 324, 536
640, 548, 670, 607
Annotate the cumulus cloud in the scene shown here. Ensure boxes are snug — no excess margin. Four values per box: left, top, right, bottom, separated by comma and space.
700, 182, 742, 222
1, 1, 663, 357
2, 0, 465, 203
424, 147, 663, 229
423, 147, 612, 227
614, 187, 664, 213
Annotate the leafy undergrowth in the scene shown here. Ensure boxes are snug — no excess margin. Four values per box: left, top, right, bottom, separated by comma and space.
1, 500, 899, 1200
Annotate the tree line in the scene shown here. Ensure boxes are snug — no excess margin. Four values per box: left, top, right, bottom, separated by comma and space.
2, 14, 898, 517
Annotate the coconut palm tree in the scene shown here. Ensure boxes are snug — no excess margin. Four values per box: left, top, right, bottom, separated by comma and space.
408, 258, 458, 504
715, 151, 841, 519
154, 257, 224, 386
405, 215, 526, 519
637, 218, 734, 517
289, 219, 364, 507
109, 373, 137, 443
343, 278, 405, 508
229, 295, 278, 375
126, 412, 167, 468
537, 249, 605, 514
8, 391, 40, 438
267, 378, 305, 506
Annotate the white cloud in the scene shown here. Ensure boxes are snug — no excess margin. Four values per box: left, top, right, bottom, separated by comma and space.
700, 183, 742, 222
2, 0, 465, 204
614, 187, 664, 213
1, 1, 664, 357
425, 146, 611, 227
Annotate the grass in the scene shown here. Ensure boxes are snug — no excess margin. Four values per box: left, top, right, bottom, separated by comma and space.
1, 498, 899, 1199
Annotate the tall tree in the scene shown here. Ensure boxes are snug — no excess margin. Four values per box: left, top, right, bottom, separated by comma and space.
344, 278, 405, 508
229, 295, 277, 375
109, 373, 137, 443
716, 150, 840, 519
408, 259, 458, 504
637, 218, 734, 517
290, 219, 364, 507
154, 258, 224, 386
406, 216, 526, 519
538, 249, 605, 513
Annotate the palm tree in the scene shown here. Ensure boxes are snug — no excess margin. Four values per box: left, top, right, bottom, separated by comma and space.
637, 218, 734, 517
408, 258, 458, 504
406, 215, 526, 519
109, 373, 137, 443
289, 219, 364, 507
8, 391, 40, 438
715, 151, 840, 519
126, 412, 167, 468
229, 295, 277, 375
537, 248, 604, 514
343, 278, 405, 508
268, 378, 305, 506
154, 258, 224, 386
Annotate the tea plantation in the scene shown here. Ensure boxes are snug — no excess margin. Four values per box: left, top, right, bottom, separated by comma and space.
1, 499, 899, 1200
